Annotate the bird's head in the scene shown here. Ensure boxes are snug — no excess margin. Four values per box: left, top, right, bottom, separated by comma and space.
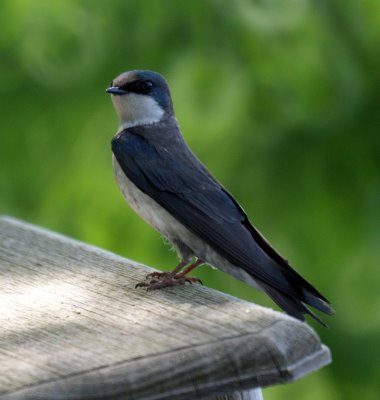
106, 70, 173, 130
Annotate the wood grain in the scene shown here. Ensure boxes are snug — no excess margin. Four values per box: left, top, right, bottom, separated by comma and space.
0, 217, 331, 400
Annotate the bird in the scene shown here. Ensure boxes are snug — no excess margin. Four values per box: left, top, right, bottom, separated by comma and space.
106, 70, 334, 326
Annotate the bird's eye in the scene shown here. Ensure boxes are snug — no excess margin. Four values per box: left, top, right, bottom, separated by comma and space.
140, 80, 153, 92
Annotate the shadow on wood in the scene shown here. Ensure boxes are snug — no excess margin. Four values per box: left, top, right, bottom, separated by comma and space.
0, 217, 331, 400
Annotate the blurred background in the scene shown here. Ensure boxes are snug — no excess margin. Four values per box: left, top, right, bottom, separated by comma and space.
1, 0, 379, 399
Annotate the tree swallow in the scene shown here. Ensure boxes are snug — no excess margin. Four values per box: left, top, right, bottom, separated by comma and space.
106, 70, 333, 326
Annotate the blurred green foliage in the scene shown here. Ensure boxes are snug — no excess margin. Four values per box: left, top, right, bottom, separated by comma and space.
1, 0, 379, 399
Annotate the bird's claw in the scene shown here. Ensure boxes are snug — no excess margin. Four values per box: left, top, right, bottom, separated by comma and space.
135, 282, 149, 289
178, 276, 203, 285
135, 278, 158, 288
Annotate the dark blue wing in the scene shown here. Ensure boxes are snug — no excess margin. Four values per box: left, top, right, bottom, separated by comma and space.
112, 130, 332, 318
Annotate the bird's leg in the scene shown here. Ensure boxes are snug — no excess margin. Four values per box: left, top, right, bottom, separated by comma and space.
135, 259, 204, 290
174, 259, 204, 284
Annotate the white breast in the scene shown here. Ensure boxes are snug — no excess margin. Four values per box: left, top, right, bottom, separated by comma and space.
112, 155, 190, 241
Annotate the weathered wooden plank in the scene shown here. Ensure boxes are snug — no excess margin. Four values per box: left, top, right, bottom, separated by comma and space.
0, 216, 331, 400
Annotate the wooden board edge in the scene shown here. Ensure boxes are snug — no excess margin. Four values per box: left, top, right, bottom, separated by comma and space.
0, 329, 331, 400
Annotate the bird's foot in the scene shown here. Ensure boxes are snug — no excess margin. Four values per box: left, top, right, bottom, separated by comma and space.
135, 272, 202, 290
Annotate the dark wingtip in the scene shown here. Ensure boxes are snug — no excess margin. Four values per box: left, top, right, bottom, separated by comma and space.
262, 283, 333, 328
304, 307, 329, 328
303, 290, 335, 316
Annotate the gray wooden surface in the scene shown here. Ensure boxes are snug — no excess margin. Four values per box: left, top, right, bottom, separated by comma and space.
0, 216, 331, 400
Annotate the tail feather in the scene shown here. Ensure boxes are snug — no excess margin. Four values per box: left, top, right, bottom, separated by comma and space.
261, 282, 332, 327
303, 289, 334, 316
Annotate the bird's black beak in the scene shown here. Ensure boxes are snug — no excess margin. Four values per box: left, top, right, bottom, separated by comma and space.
106, 86, 128, 95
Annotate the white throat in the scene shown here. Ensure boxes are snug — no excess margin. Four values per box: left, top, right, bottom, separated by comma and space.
111, 92, 165, 131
